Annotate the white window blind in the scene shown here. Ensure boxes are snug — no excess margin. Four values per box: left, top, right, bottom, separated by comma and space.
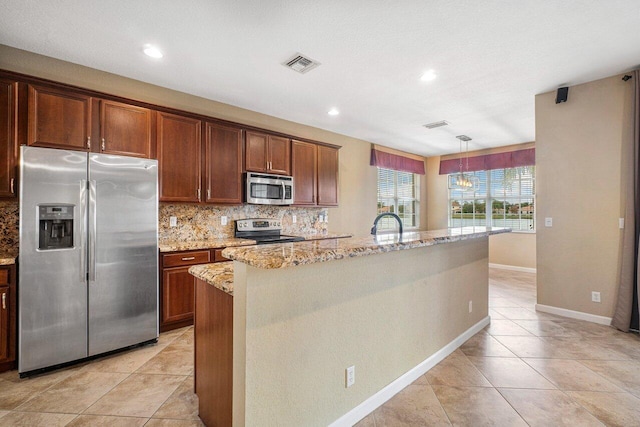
448, 166, 535, 231
377, 168, 419, 230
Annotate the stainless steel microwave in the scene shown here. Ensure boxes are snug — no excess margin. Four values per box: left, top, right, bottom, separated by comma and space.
245, 172, 294, 205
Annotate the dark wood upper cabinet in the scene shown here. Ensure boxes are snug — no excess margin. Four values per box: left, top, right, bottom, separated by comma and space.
268, 135, 291, 175
100, 100, 153, 158
245, 131, 268, 173
245, 131, 290, 175
291, 140, 317, 205
3, 70, 339, 207
317, 145, 339, 206
205, 123, 243, 204
157, 112, 202, 202
0, 79, 17, 199
27, 84, 92, 151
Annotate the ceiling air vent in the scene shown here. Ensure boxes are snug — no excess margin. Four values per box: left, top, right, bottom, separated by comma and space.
283, 53, 321, 74
423, 120, 450, 129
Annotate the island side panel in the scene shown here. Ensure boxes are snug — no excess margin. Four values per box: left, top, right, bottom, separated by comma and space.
235, 237, 489, 427
194, 278, 233, 427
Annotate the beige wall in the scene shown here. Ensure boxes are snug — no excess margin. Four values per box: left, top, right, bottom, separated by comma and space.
233, 238, 489, 426
536, 74, 633, 317
425, 155, 537, 269
0, 44, 432, 237
489, 232, 536, 269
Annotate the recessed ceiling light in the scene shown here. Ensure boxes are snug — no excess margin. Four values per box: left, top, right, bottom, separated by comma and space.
420, 69, 437, 82
328, 108, 339, 116
143, 45, 163, 59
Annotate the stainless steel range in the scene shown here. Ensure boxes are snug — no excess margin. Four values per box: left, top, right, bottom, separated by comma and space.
235, 218, 304, 245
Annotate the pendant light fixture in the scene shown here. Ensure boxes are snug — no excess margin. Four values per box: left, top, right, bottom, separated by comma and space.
448, 135, 479, 192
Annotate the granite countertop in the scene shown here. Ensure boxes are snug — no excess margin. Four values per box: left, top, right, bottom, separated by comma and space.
0, 247, 18, 265
290, 232, 352, 240
189, 262, 234, 295
222, 227, 511, 269
159, 238, 256, 253
159, 233, 352, 252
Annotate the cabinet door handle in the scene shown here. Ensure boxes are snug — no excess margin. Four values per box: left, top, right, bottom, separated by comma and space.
87, 136, 91, 149
181, 257, 196, 261
1, 292, 5, 310
197, 188, 201, 200
207, 189, 211, 199
10, 178, 14, 194
101, 138, 106, 151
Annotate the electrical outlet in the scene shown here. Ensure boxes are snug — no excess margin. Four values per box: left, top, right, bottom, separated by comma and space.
292, 214, 297, 223
169, 216, 177, 227
468, 300, 473, 313
221, 216, 228, 226
545, 217, 553, 227
345, 366, 355, 388
592, 291, 601, 303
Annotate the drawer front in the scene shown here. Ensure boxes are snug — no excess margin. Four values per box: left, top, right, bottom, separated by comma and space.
163, 250, 211, 268
213, 249, 229, 262
0, 269, 8, 286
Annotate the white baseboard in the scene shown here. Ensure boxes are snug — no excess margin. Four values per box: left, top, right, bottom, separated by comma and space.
329, 316, 491, 427
489, 263, 537, 274
535, 304, 612, 326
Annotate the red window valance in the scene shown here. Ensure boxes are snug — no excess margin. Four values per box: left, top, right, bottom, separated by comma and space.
439, 148, 535, 175
370, 149, 426, 175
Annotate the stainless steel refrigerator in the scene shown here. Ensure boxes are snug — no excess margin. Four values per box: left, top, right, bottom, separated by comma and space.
19, 146, 159, 375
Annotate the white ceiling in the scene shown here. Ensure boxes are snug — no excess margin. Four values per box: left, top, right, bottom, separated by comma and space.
1, 1, 640, 156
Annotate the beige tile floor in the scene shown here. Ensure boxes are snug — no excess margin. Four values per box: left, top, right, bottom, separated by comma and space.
357, 268, 640, 426
0, 326, 201, 426
1, 269, 639, 426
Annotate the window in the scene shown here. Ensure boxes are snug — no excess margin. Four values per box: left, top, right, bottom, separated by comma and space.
377, 168, 420, 231
448, 166, 535, 231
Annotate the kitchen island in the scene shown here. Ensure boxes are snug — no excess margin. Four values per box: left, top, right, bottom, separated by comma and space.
190, 227, 509, 427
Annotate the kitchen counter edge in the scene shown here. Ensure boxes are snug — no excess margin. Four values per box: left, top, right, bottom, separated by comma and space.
189, 262, 234, 295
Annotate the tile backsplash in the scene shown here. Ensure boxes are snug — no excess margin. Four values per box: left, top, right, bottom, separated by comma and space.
159, 203, 328, 241
0, 201, 19, 252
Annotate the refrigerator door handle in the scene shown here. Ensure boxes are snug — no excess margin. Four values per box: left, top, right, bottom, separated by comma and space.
88, 180, 97, 282
79, 180, 87, 280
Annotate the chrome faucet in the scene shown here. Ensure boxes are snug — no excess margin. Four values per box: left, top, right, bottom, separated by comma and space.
371, 213, 403, 235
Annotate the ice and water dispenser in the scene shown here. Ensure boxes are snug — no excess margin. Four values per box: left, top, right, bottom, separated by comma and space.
38, 205, 74, 250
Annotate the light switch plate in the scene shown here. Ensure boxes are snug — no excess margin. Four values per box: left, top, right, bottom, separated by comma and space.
544, 217, 553, 227
292, 214, 297, 223
221, 216, 228, 226
169, 216, 177, 227
619, 218, 625, 229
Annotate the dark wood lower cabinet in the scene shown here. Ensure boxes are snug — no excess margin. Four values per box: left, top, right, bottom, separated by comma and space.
160, 249, 228, 332
0, 265, 16, 373
162, 267, 196, 327
194, 277, 233, 427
